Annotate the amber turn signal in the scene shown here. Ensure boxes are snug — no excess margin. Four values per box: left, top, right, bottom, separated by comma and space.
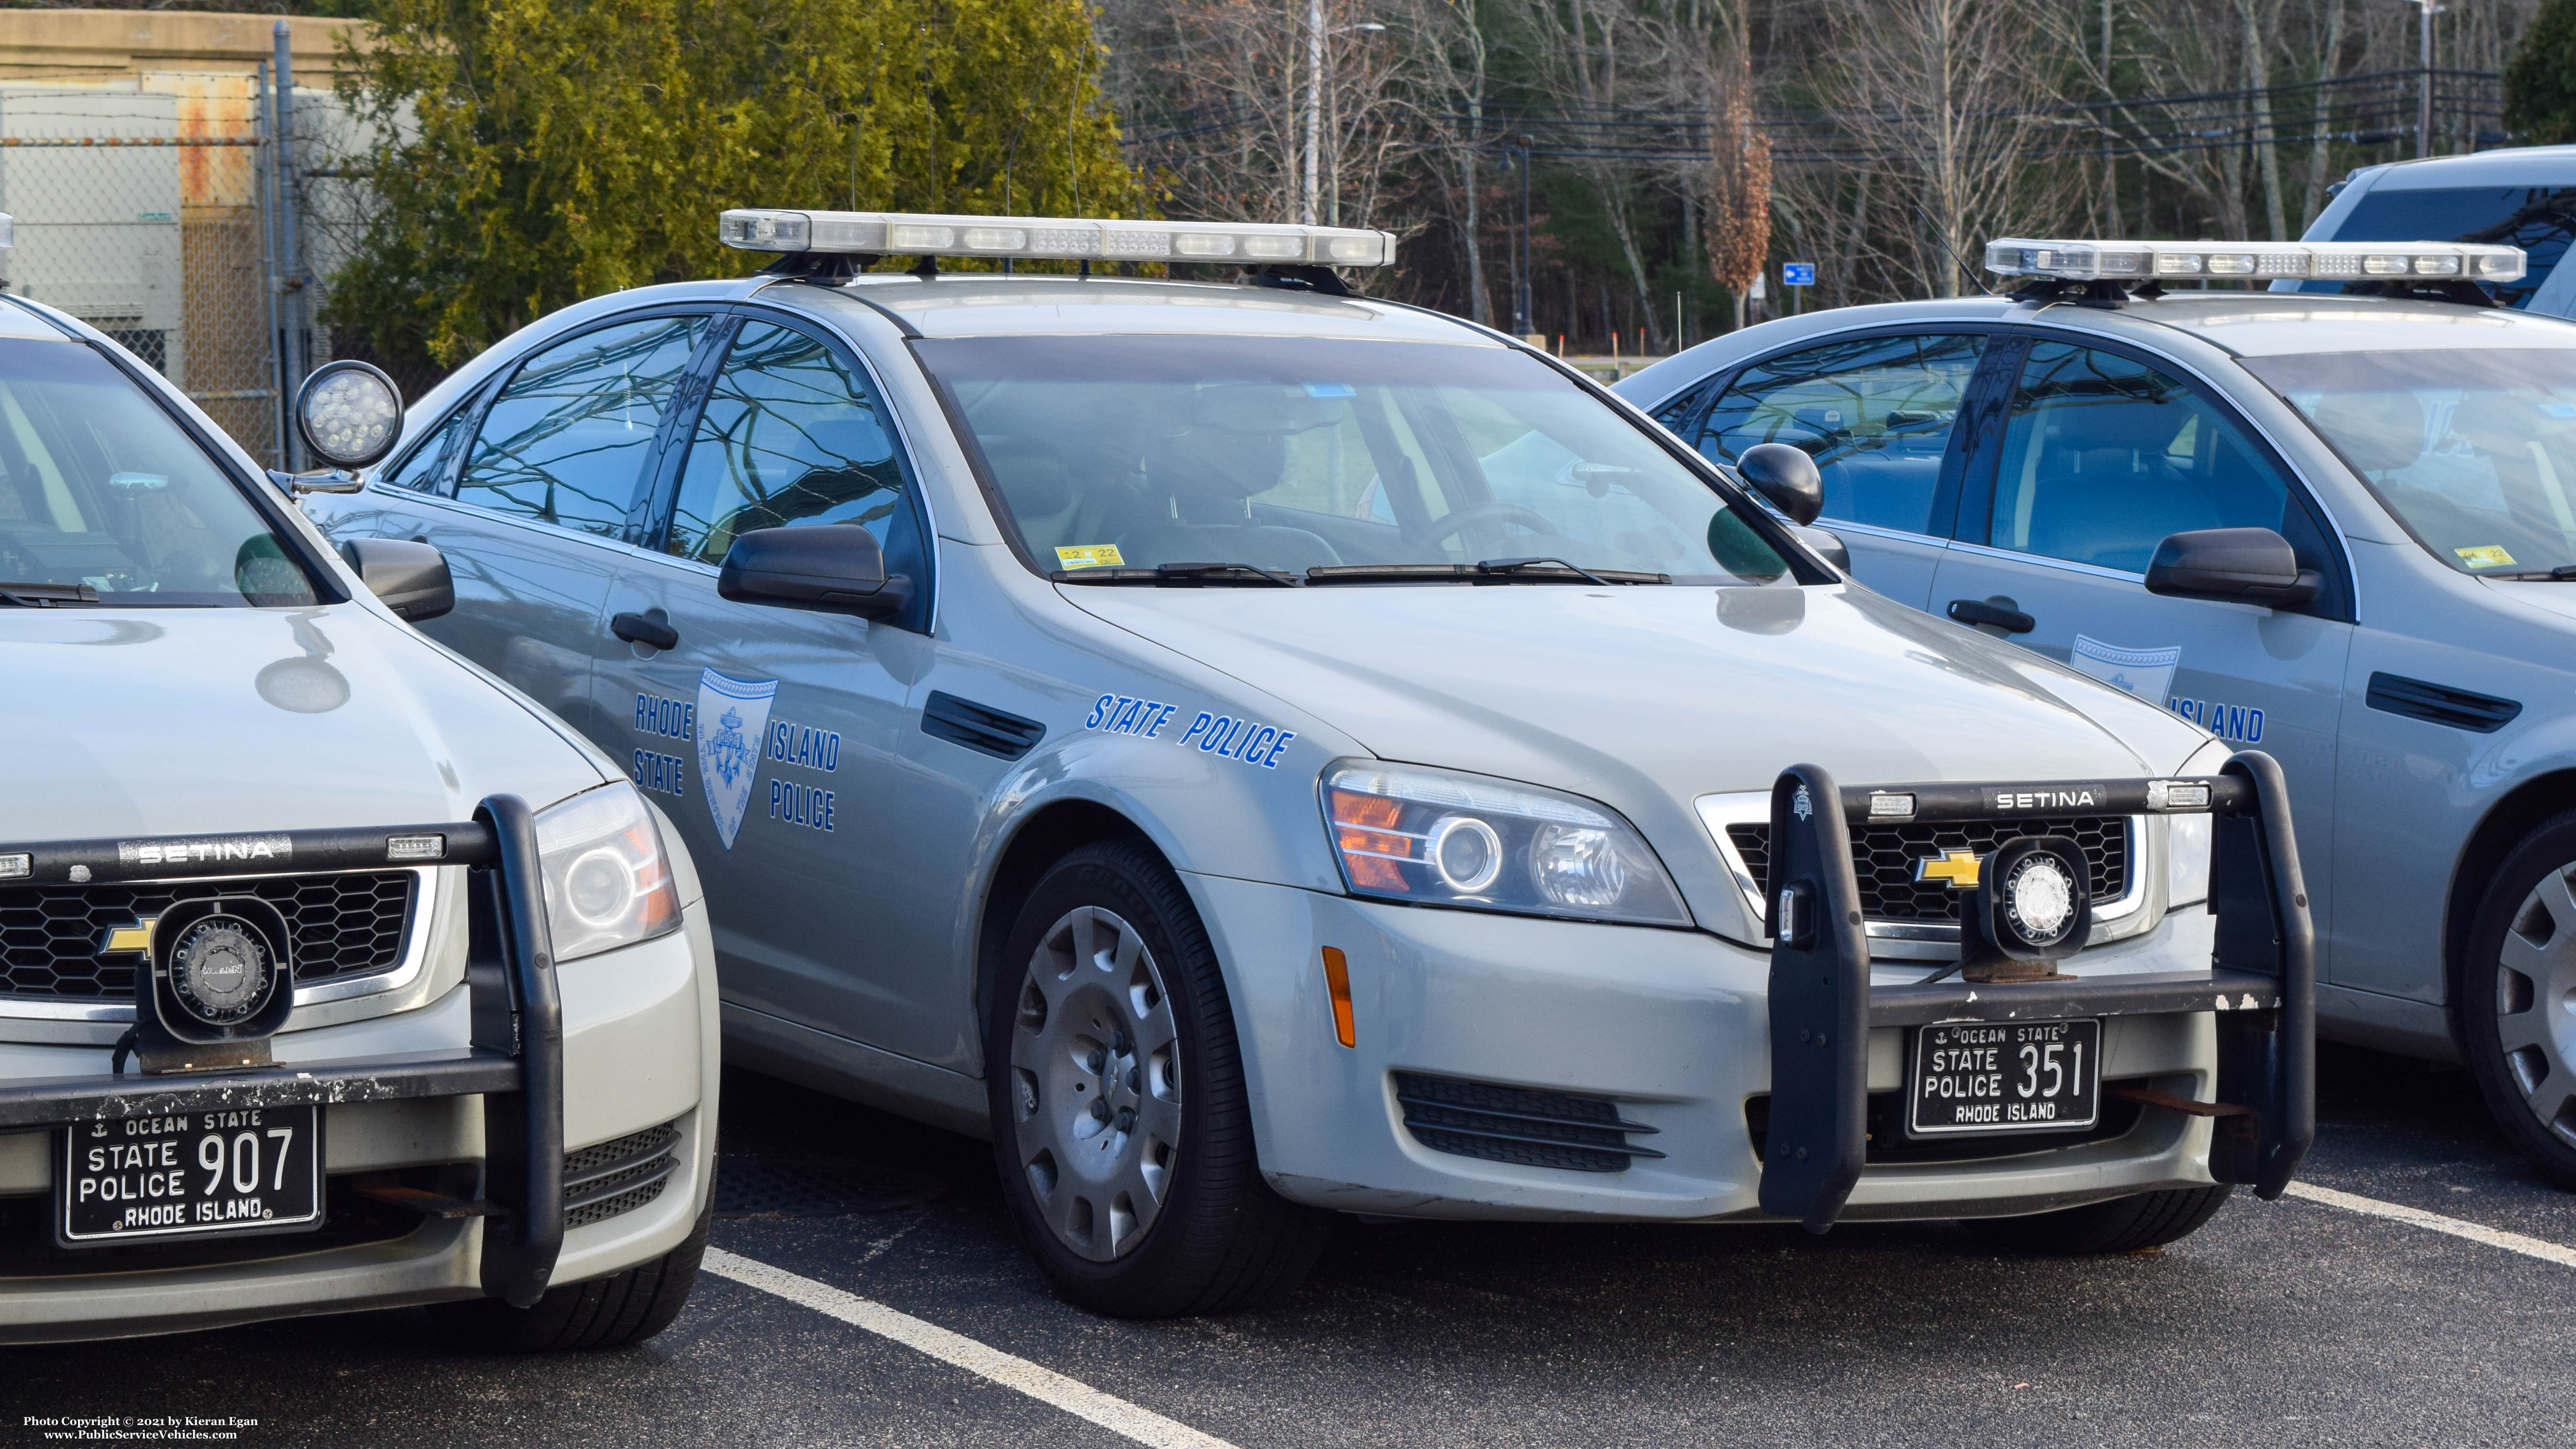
1321, 946, 1356, 1049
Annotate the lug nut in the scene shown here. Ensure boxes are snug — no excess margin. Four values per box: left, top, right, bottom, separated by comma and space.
1092, 1098, 1111, 1122
1128, 1066, 1141, 1093
1115, 1107, 1135, 1132
1087, 1049, 1106, 1073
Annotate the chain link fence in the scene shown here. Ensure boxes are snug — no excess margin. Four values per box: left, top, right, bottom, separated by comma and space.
0, 70, 367, 470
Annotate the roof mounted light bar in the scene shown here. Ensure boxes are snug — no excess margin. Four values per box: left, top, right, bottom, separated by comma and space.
1985, 237, 2525, 284
719, 210, 1398, 267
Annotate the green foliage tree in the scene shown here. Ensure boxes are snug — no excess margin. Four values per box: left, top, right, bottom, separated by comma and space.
327, 0, 1138, 372
2507, 0, 2576, 145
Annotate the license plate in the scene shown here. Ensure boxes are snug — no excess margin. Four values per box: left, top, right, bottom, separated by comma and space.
1907, 1018, 2101, 1137
59, 1104, 322, 1245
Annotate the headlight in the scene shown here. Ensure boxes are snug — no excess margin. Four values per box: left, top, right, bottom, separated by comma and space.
534, 783, 683, 962
1322, 762, 1692, 926
2166, 741, 2234, 909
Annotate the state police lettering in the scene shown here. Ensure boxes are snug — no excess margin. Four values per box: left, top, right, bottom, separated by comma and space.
767, 719, 841, 771
635, 693, 694, 741
770, 779, 835, 831
2168, 697, 2264, 743
1178, 710, 1296, 769
1085, 694, 1180, 738
632, 749, 687, 798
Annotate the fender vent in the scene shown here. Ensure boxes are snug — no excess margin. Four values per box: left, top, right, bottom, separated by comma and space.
564, 1122, 680, 1229
921, 691, 1045, 760
2366, 672, 2521, 733
1394, 1072, 1663, 1174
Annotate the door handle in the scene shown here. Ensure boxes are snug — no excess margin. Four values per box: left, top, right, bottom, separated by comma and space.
611, 608, 679, 651
1946, 597, 2036, 635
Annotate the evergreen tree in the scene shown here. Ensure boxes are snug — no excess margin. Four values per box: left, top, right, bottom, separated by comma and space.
2506, 0, 2576, 145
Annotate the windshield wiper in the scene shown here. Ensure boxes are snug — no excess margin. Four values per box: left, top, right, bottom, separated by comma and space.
1305, 560, 1671, 586
2486, 565, 2576, 581
0, 581, 99, 607
1051, 562, 1299, 587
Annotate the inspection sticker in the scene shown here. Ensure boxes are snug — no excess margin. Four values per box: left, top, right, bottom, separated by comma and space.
2457, 545, 2517, 569
1055, 544, 1125, 570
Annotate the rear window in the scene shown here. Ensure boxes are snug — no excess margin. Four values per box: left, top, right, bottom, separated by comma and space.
0, 337, 316, 606
2300, 185, 2576, 308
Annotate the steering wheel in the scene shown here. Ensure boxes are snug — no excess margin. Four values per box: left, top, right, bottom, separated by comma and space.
1426, 500, 1564, 546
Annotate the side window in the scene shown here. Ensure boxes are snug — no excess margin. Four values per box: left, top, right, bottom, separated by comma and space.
1649, 376, 1717, 431
455, 315, 708, 537
1695, 333, 1984, 534
1988, 343, 2292, 575
666, 321, 925, 609
378, 408, 466, 494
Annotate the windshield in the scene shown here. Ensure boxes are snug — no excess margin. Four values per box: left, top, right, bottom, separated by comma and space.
2247, 347, 2576, 577
2295, 184, 2576, 308
0, 337, 316, 606
916, 335, 1792, 585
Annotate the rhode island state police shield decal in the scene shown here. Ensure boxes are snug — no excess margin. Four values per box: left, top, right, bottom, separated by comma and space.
696, 668, 778, 850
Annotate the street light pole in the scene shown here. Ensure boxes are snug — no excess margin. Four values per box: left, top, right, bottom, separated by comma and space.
2411, 0, 2445, 159
1516, 136, 1534, 339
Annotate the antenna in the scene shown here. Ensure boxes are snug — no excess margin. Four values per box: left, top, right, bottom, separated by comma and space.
1915, 205, 1997, 297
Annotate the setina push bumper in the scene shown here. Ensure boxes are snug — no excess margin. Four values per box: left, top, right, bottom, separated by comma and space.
0, 798, 567, 1307
1761, 751, 2314, 1232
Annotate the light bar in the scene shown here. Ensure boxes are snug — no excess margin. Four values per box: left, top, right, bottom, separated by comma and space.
1985, 237, 2524, 285
720, 209, 1397, 267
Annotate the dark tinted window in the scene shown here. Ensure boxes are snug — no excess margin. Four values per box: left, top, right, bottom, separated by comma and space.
2304, 185, 2576, 308
666, 321, 924, 608
1989, 343, 2294, 574
456, 316, 708, 537
1695, 333, 1983, 534
0, 339, 315, 605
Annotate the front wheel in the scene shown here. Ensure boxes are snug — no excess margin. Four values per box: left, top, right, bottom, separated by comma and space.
986, 840, 1329, 1317
1961, 1185, 2233, 1254
2459, 811, 2576, 1189
429, 1197, 710, 1351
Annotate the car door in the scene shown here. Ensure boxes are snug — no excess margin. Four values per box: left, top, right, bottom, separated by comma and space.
1682, 330, 1992, 609
1926, 336, 2355, 947
385, 313, 716, 738
591, 313, 949, 1064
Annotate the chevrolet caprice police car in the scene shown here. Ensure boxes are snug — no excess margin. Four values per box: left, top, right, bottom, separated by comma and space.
1616, 235, 2576, 1192
308, 210, 2314, 1318
0, 257, 719, 1347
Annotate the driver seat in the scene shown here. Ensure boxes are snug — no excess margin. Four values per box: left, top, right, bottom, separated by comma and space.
1117, 427, 1342, 573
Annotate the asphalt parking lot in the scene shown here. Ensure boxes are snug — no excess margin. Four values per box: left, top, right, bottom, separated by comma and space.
12, 1045, 2576, 1449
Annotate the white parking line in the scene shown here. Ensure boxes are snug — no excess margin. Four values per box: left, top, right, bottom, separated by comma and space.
702, 1248, 1242, 1449
2286, 1182, 2576, 1269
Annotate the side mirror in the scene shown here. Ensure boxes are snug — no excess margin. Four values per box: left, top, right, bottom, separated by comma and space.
1794, 524, 1849, 573
718, 525, 913, 621
1736, 442, 1824, 526
342, 537, 453, 622
2144, 527, 2318, 608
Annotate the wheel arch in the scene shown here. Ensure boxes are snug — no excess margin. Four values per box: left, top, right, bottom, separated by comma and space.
2445, 767, 2576, 1040
973, 798, 1166, 1035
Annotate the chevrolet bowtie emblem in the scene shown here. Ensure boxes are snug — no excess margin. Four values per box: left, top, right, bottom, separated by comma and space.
101, 917, 156, 955
1915, 850, 1982, 889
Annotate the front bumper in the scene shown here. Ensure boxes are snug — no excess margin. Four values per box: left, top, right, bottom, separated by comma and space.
0, 804, 717, 1344
1195, 755, 2312, 1228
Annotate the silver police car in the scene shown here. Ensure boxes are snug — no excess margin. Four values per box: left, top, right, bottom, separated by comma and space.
311, 210, 2313, 1317
1618, 235, 2576, 1189
0, 267, 720, 1346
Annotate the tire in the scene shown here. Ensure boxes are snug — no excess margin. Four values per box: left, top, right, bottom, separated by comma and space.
986, 839, 1330, 1317
1962, 1185, 2233, 1254
2458, 810, 2576, 1189
429, 1196, 711, 1351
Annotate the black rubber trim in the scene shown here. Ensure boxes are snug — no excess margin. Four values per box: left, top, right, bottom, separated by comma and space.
920, 691, 1044, 760
2366, 671, 2522, 733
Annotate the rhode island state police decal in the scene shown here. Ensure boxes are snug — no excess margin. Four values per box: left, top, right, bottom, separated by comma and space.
696, 668, 778, 850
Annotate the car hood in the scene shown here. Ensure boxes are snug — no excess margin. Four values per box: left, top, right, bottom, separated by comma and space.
1067, 581, 2208, 809
0, 604, 607, 843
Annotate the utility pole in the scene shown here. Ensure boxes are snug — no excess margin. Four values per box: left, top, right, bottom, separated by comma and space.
1301, 0, 1323, 224
272, 22, 308, 467
1516, 136, 1534, 340
2411, 0, 2444, 159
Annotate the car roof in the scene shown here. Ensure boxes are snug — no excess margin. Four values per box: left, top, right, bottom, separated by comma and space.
801, 273, 1500, 344
2349, 144, 2576, 190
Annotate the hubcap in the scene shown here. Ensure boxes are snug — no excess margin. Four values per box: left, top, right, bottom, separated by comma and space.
2495, 863, 2576, 1149
1008, 905, 1181, 1261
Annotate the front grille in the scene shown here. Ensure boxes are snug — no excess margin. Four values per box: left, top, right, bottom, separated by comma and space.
1726, 817, 2128, 924
1394, 1072, 1664, 1174
566, 1122, 681, 1229
0, 871, 416, 1001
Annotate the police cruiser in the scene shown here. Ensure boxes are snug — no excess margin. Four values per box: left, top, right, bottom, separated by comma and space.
308, 210, 2316, 1317
1618, 235, 2576, 1191
0, 245, 719, 1346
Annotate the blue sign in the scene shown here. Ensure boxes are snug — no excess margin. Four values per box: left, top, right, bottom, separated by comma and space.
1782, 262, 1816, 287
